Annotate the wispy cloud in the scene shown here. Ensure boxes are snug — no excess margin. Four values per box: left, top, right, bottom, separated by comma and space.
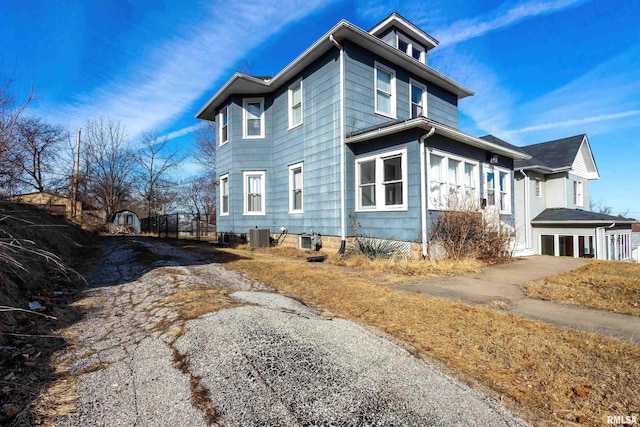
435, 0, 586, 46
162, 125, 201, 142
510, 110, 640, 134
31, 0, 334, 145
502, 43, 640, 142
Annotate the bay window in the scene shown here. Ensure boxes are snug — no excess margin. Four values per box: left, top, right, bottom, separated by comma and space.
243, 171, 265, 215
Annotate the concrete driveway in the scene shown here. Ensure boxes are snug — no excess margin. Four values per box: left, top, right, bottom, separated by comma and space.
395, 256, 640, 343
57, 237, 529, 426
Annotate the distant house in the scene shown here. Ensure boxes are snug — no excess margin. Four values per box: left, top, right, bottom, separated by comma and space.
109, 210, 141, 234
8, 192, 82, 221
196, 12, 529, 256
492, 133, 637, 261
632, 224, 640, 262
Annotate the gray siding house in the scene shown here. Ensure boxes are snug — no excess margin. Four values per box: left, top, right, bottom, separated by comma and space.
197, 13, 529, 255
496, 134, 637, 260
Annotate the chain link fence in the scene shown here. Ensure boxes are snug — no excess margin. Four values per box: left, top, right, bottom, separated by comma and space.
140, 213, 216, 240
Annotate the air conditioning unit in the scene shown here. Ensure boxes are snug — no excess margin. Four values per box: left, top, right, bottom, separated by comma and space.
299, 234, 312, 250
249, 229, 270, 248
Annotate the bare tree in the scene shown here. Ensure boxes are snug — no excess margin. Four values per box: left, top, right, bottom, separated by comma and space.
83, 117, 135, 220
0, 71, 34, 193
134, 131, 184, 219
181, 175, 216, 225
193, 121, 216, 177
7, 117, 67, 193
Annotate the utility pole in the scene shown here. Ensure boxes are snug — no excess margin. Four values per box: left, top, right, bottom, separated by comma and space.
71, 129, 81, 220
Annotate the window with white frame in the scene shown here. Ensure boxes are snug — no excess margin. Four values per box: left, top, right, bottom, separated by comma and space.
397, 34, 425, 63
573, 180, 583, 206
428, 150, 479, 210
374, 62, 396, 118
289, 163, 303, 213
410, 80, 426, 118
243, 171, 265, 215
356, 149, 407, 211
243, 98, 264, 138
484, 167, 511, 214
220, 174, 229, 216
219, 107, 228, 145
288, 79, 303, 129
535, 177, 542, 198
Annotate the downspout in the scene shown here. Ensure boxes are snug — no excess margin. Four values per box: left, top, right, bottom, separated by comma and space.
419, 127, 436, 257
330, 34, 347, 253
519, 169, 531, 250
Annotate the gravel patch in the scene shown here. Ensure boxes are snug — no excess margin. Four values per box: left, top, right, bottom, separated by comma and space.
177, 304, 530, 426
57, 237, 530, 426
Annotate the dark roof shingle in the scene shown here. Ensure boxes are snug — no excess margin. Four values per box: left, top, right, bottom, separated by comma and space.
532, 208, 637, 223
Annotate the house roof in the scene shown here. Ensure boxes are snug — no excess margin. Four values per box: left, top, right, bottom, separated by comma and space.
346, 117, 531, 160
511, 134, 600, 179
531, 208, 637, 225
196, 18, 474, 120
368, 12, 439, 51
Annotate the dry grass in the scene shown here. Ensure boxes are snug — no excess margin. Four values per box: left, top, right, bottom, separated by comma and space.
196, 245, 640, 427
523, 261, 640, 316
162, 284, 242, 322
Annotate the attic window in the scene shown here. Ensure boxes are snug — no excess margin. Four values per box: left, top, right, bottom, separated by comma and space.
397, 34, 425, 63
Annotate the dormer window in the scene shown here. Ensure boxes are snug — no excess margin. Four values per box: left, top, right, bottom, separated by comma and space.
397, 34, 425, 63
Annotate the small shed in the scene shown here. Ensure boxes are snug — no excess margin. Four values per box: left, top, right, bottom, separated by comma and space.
109, 210, 141, 234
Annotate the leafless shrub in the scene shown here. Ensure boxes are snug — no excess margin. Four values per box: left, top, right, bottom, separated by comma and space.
429, 204, 512, 261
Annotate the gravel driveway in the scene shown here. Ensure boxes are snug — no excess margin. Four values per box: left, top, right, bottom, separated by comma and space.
57, 237, 529, 426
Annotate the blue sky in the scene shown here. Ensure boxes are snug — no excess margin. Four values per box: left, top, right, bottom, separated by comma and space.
1, 0, 638, 216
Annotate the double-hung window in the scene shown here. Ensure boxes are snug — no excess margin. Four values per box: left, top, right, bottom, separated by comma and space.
484, 167, 511, 214
289, 163, 303, 213
243, 171, 265, 215
220, 174, 229, 216
428, 150, 479, 210
288, 79, 303, 129
374, 62, 396, 118
219, 107, 228, 145
410, 79, 427, 118
356, 149, 407, 211
573, 180, 583, 206
243, 98, 264, 138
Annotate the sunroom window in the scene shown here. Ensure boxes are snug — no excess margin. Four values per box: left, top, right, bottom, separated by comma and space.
428, 150, 479, 210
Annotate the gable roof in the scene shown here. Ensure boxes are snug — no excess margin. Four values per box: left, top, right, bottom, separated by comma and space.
512, 134, 600, 178
532, 208, 637, 224
347, 117, 531, 160
196, 18, 473, 121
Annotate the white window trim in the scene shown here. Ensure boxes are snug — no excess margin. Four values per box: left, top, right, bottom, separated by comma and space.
374, 61, 396, 119
535, 177, 542, 198
219, 106, 228, 146
355, 148, 407, 212
243, 171, 266, 215
409, 79, 427, 118
573, 180, 583, 206
397, 33, 425, 63
427, 149, 480, 211
288, 78, 303, 130
219, 173, 229, 216
483, 165, 512, 214
242, 97, 265, 139
288, 162, 303, 214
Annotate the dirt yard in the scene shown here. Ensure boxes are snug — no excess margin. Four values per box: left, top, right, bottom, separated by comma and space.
48, 237, 528, 426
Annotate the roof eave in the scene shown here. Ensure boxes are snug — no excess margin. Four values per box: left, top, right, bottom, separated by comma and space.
368, 12, 439, 50
345, 117, 531, 160
196, 20, 474, 121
